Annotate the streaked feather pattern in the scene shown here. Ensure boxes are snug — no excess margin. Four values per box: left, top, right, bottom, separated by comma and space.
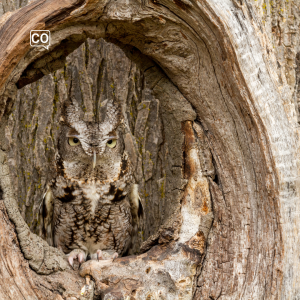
41, 100, 142, 261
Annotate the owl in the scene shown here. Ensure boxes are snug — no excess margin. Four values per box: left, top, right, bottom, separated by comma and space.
41, 100, 142, 266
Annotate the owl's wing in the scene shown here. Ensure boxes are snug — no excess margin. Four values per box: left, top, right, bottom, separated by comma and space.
40, 186, 54, 246
129, 184, 143, 229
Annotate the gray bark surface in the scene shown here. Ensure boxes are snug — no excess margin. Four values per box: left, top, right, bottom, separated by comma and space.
0, 0, 300, 299
7, 37, 192, 252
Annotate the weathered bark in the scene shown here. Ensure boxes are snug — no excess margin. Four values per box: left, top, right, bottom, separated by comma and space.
0, 0, 300, 299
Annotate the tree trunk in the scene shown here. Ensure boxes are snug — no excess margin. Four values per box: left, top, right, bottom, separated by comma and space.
0, 0, 299, 299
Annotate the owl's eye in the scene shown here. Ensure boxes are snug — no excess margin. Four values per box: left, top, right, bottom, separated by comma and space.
107, 139, 117, 148
68, 137, 80, 146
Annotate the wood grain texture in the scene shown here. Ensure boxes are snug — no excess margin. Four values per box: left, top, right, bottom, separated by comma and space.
0, 0, 86, 92
0, 199, 87, 300
1, 0, 300, 298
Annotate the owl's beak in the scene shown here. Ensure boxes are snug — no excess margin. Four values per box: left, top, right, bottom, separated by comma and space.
93, 150, 97, 169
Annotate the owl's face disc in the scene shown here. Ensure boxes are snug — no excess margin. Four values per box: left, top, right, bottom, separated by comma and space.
57, 102, 125, 182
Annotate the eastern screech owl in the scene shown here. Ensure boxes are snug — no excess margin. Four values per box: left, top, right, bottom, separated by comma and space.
41, 100, 142, 265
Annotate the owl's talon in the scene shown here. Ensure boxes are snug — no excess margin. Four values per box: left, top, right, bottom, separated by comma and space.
67, 249, 86, 267
97, 250, 103, 260
68, 256, 74, 267
95, 250, 118, 261
78, 252, 86, 264
112, 252, 118, 261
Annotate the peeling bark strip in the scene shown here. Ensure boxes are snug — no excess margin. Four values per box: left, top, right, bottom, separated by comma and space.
0, 0, 297, 298
180, 121, 213, 250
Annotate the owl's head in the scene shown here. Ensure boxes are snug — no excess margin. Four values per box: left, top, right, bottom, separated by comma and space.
57, 101, 125, 181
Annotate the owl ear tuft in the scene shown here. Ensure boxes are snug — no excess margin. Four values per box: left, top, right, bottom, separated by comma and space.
62, 101, 81, 127
103, 99, 123, 131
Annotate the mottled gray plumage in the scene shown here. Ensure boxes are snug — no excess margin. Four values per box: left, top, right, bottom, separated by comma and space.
41, 100, 142, 264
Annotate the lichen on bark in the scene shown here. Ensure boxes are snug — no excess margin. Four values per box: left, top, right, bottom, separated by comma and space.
0, 0, 297, 298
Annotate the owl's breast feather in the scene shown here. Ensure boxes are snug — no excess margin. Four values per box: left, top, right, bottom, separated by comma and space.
81, 182, 101, 216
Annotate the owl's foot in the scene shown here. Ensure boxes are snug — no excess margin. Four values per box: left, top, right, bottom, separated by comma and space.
96, 250, 118, 261
67, 249, 86, 267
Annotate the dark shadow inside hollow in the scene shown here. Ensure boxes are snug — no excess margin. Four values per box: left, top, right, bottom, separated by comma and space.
16, 34, 88, 89
6, 37, 190, 257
